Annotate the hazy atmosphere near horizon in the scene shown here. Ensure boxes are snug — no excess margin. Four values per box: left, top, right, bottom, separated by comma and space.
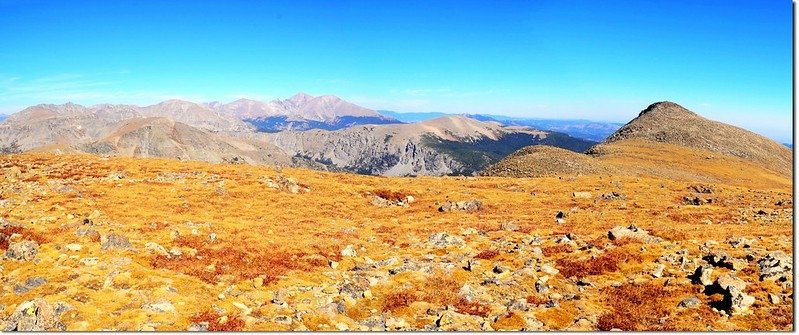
0, 1, 793, 332
0, 0, 792, 142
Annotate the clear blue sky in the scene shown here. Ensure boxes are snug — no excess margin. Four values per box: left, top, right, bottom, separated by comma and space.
0, 0, 792, 141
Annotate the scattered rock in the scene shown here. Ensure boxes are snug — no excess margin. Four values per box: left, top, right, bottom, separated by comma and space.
728, 237, 753, 249
757, 251, 792, 281
144, 242, 169, 257
264, 175, 310, 194
690, 265, 713, 286
438, 200, 482, 212
341, 245, 358, 257
682, 196, 713, 206
768, 293, 781, 304
80, 257, 99, 266
652, 264, 666, 278
142, 301, 176, 313
703, 251, 745, 270
500, 221, 519, 231
6, 240, 39, 261
428, 232, 464, 248
688, 184, 714, 194
601, 192, 626, 201
100, 233, 132, 251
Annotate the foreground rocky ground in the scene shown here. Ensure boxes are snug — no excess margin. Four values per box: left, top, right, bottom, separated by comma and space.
0, 153, 792, 331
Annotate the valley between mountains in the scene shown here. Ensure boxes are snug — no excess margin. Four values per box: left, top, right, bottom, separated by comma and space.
0, 99, 792, 331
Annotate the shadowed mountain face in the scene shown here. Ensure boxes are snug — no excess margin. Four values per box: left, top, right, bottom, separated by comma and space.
262, 115, 595, 176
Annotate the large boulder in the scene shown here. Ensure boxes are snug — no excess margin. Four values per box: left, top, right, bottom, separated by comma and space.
711, 274, 755, 315
101, 233, 132, 251
428, 232, 465, 248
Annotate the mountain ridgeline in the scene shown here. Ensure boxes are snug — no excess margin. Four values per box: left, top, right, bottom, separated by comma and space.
482, 101, 792, 185
0, 93, 597, 176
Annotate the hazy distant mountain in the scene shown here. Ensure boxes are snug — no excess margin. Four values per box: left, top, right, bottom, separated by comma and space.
377, 110, 451, 123
262, 115, 595, 176
213, 93, 402, 132
378, 110, 622, 142
783, 143, 793, 149
0, 98, 593, 176
79, 117, 290, 165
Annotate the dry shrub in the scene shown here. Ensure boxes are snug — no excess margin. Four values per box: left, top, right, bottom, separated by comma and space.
151, 236, 333, 283
0, 225, 48, 250
382, 289, 418, 312
596, 283, 670, 331
474, 249, 500, 260
610, 237, 637, 246
541, 244, 572, 257
525, 294, 549, 306
556, 249, 642, 278
493, 312, 527, 330
648, 227, 688, 241
372, 189, 409, 202
189, 310, 245, 331
453, 298, 491, 317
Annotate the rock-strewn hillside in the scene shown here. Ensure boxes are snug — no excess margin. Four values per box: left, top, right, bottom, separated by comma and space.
594, 101, 792, 176
264, 116, 595, 176
483, 102, 793, 184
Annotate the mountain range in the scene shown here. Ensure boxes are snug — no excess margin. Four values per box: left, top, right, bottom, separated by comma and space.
0, 94, 595, 176
378, 110, 623, 142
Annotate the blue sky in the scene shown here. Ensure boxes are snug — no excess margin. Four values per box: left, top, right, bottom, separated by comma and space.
0, 0, 792, 141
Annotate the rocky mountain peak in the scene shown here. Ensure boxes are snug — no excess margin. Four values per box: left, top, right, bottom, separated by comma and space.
288, 92, 314, 105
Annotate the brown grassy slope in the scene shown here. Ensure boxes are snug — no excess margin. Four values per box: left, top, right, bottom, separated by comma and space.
0, 152, 791, 331
480, 145, 616, 177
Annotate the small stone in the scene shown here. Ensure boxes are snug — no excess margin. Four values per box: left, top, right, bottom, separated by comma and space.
144, 242, 169, 256
768, 293, 781, 304
253, 277, 264, 288
232, 302, 251, 315
329, 260, 339, 269
142, 301, 176, 313
100, 233, 132, 251
64, 244, 82, 252
678, 297, 701, 309
540, 264, 559, 276
652, 264, 665, 278
336, 323, 349, 331
80, 258, 99, 266
341, 245, 358, 257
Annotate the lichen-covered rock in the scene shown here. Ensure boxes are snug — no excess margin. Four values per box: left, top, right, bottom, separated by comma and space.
101, 233, 133, 251
757, 251, 792, 281
607, 225, 660, 243
438, 200, 482, 212
6, 240, 38, 261
3, 299, 66, 331
428, 232, 464, 248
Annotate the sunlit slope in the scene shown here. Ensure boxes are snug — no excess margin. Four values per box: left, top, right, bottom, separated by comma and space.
0, 153, 792, 331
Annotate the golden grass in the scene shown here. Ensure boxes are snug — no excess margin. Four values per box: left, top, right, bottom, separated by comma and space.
0, 152, 791, 331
